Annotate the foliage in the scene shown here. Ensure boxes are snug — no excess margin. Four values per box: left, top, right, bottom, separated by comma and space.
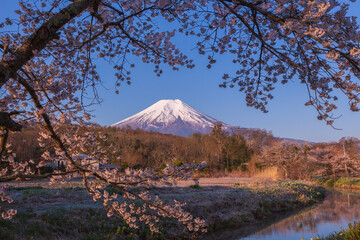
252, 138, 360, 180
334, 178, 360, 188
7, 125, 254, 171
189, 184, 200, 189
5, 125, 360, 182
311, 176, 360, 189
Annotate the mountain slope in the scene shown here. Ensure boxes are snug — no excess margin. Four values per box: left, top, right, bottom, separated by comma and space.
111, 99, 226, 136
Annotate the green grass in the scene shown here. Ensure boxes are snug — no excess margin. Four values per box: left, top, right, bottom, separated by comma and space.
317, 221, 360, 240
334, 178, 360, 188
189, 184, 200, 189
311, 177, 360, 189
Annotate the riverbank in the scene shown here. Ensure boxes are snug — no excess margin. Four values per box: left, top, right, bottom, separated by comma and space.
242, 188, 360, 240
198, 181, 324, 239
0, 179, 324, 239
317, 221, 360, 240
312, 177, 360, 189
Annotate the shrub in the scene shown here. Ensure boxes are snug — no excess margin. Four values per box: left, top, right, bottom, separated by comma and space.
202, 168, 210, 175
189, 184, 200, 189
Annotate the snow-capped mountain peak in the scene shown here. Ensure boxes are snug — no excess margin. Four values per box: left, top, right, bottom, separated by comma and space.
111, 99, 226, 136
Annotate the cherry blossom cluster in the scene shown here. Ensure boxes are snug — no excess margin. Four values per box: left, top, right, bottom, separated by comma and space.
85, 168, 207, 233
0, 185, 17, 220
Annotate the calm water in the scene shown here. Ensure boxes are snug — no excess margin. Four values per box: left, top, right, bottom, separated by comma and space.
240, 189, 360, 240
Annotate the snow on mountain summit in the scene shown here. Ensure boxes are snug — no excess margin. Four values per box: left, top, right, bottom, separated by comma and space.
111, 99, 227, 136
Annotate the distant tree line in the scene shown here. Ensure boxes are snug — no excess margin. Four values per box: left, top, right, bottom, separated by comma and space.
3, 124, 360, 179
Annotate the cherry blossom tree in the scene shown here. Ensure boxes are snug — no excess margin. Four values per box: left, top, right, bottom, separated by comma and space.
1, 0, 360, 233
255, 140, 307, 179
299, 141, 360, 179
336, 137, 360, 177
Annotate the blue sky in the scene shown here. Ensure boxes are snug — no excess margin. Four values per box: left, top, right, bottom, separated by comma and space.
2, 1, 360, 142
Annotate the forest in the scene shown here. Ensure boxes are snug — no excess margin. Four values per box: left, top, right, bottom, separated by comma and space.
5, 124, 360, 181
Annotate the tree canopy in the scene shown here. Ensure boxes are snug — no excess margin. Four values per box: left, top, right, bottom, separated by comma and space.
1, 0, 360, 233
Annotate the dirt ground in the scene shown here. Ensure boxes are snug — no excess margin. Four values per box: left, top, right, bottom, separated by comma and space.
4, 176, 275, 188
177, 176, 275, 187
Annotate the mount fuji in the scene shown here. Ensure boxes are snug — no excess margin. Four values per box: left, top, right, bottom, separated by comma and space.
111, 99, 229, 136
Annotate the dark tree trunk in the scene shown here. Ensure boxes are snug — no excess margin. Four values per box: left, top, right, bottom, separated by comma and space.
0, 127, 9, 160
0, 111, 23, 160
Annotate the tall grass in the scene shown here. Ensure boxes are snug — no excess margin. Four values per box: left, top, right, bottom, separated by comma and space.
253, 167, 280, 179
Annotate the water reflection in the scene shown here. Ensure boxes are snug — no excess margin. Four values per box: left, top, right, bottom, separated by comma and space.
241, 189, 360, 240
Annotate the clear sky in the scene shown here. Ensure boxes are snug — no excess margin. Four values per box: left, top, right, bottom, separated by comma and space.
2, 0, 360, 143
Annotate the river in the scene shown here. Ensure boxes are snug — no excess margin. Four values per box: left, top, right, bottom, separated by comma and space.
239, 188, 360, 240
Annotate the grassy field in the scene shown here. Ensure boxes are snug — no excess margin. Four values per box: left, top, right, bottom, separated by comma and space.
0, 179, 325, 240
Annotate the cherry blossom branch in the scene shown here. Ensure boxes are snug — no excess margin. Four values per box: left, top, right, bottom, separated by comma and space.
228, 0, 285, 24
76, 5, 155, 50
16, 75, 88, 173
218, 0, 304, 71
0, 0, 97, 89
11, 72, 207, 233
